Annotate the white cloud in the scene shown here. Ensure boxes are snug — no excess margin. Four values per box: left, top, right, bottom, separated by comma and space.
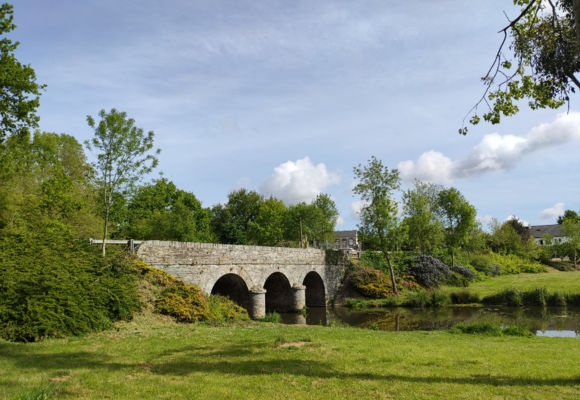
351, 200, 367, 216
336, 215, 345, 226
398, 112, 580, 183
260, 157, 340, 204
477, 215, 494, 227
398, 150, 454, 184
539, 202, 565, 222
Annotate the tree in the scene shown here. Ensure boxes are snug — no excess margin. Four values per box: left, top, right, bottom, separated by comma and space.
311, 193, 339, 247
461, 0, 580, 134
558, 209, 579, 224
401, 181, 443, 254
85, 109, 159, 256
353, 156, 401, 295
211, 189, 263, 245
121, 179, 215, 243
247, 197, 287, 246
437, 188, 477, 267
0, 3, 44, 142
562, 218, 580, 267
0, 131, 100, 237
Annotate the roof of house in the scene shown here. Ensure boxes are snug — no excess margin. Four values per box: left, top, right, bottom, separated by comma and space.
529, 224, 565, 238
335, 230, 357, 238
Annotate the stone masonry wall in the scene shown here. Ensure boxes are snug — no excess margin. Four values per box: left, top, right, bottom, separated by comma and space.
136, 241, 346, 302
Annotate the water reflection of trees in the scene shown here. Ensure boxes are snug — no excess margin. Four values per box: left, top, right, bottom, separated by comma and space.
331, 306, 580, 335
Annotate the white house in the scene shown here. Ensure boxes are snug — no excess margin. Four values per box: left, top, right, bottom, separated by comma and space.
529, 224, 569, 246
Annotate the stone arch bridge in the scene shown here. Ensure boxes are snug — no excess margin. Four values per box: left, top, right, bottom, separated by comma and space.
137, 241, 347, 319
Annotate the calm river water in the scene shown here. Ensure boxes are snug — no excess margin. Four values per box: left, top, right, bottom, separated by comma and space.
280, 306, 580, 337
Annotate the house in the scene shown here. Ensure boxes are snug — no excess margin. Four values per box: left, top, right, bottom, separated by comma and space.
529, 224, 569, 246
333, 230, 360, 251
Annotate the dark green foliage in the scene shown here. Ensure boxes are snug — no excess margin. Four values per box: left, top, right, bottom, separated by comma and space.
469, 254, 494, 274
120, 179, 215, 242
403, 290, 449, 308
521, 288, 548, 306
450, 291, 480, 304
482, 289, 523, 306
261, 312, 282, 323
450, 322, 532, 337
0, 3, 44, 142
155, 281, 208, 322
451, 265, 476, 280
0, 231, 139, 342
407, 255, 451, 288
547, 291, 567, 306
566, 293, 580, 306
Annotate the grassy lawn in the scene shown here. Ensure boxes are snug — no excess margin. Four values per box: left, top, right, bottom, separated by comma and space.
441, 269, 580, 297
1, 313, 580, 399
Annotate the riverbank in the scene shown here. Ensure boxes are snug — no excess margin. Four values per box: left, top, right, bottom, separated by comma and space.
2, 313, 579, 399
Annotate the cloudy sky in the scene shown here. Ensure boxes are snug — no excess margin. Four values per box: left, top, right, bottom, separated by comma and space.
13, 0, 580, 229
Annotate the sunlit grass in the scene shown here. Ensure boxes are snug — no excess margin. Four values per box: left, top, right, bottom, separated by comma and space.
441, 269, 580, 297
1, 312, 579, 399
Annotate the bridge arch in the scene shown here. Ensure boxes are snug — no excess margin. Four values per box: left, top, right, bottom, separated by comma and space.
263, 272, 294, 313
211, 273, 251, 311
303, 271, 326, 307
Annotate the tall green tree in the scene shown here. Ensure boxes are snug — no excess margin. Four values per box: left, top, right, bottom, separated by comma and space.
353, 156, 401, 295
211, 189, 263, 245
85, 108, 159, 256
247, 196, 287, 246
0, 3, 44, 142
121, 179, 214, 243
462, 0, 580, 134
437, 187, 477, 267
401, 181, 443, 254
558, 209, 579, 224
0, 131, 100, 237
561, 211, 580, 267
311, 193, 339, 247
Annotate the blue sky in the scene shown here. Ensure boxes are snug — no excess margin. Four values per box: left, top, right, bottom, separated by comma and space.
12, 0, 580, 229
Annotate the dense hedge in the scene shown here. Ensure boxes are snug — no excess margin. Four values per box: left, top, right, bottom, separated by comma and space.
406, 255, 451, 288
0, 232, 139, 342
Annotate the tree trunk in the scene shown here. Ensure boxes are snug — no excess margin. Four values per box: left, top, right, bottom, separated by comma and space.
385, 252, 399, 296
574, 0, 580, 52
102, 207, 109, 257
451, 248, 455, 268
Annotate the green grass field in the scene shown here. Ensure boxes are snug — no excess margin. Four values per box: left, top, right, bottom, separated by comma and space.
2, 313, 580, 400
441, 269, 580, 297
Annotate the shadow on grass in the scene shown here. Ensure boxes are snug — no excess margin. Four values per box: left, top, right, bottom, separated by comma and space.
1, 342, 579, 389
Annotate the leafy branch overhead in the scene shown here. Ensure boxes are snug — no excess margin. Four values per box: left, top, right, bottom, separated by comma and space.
461, 0, 580, 135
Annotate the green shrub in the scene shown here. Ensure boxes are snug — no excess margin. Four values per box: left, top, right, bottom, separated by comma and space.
469, 255, 494, 274
261, 312, 282, 323
547, 291, 567, 306
349, 266, 394, 298
155, 281, 208, 322
406, 255, 451, 288
487, 253, 546, 274
207, 295, 249, 322
450, 322, 532, 337
482, 289, 523, 306
450, 291, 480, 304
521, 288, 548, 306
447, 271, 470, 287
0, 232, 139, 342
402, 290, 449, 308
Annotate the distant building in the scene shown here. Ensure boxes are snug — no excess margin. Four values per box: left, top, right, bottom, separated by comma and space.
333, 230, 360, 251
529, 224, 569, 246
